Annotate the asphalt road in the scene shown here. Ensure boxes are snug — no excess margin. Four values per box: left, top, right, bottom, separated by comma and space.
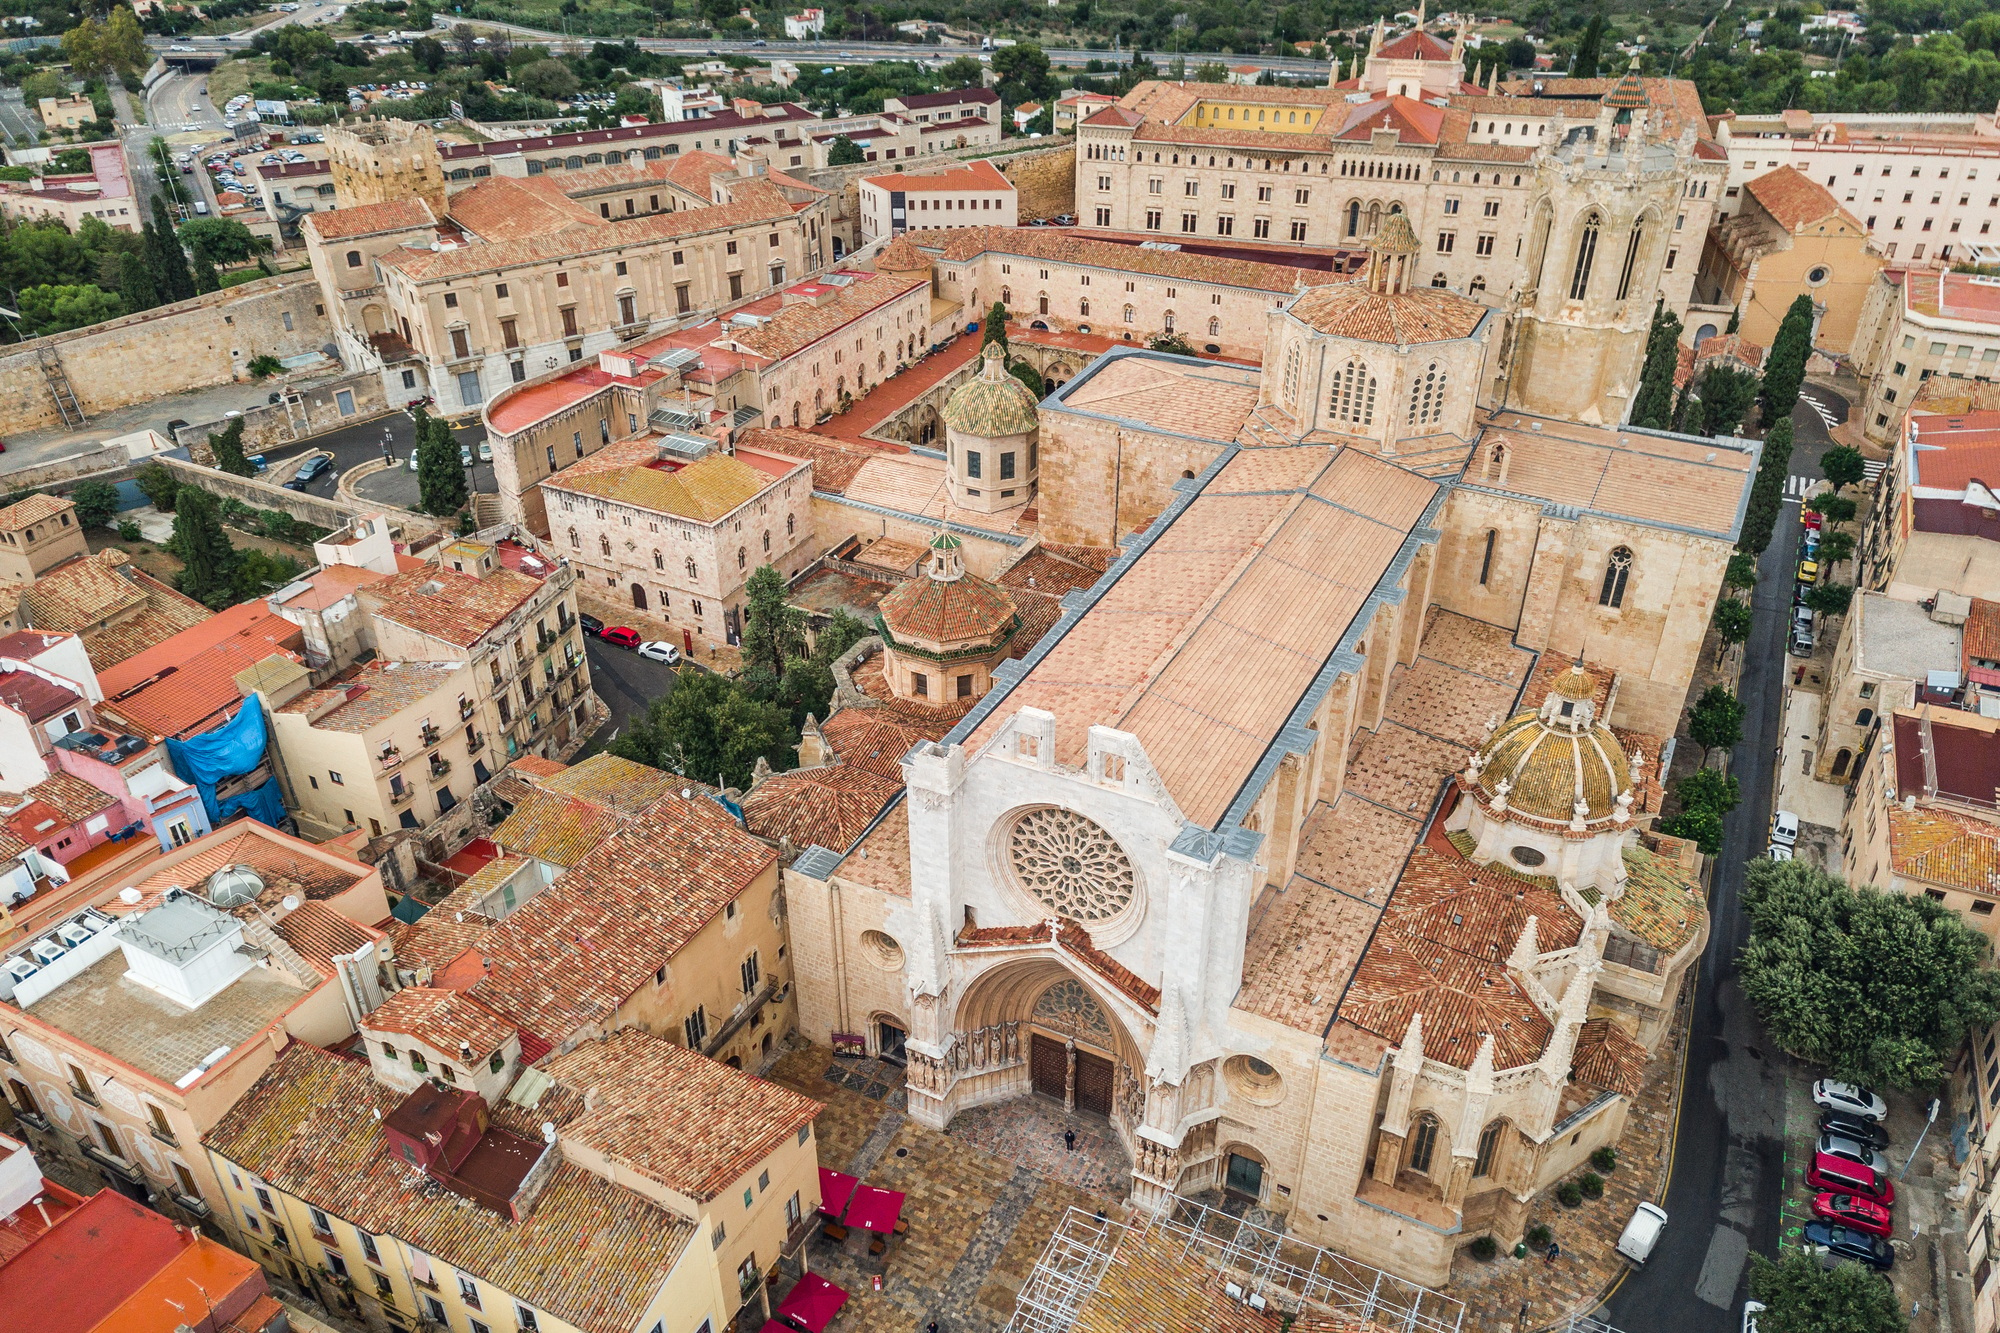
0, 89, 40, 150
1596, 388, 1845, 1333
577, 632, 678, 755
245, 410, 492, 502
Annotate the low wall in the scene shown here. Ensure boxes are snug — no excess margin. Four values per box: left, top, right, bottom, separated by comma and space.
0, 272, 335, 438
0, 443, 135, 491
175, 371, 390, 451
153, 455, 435, 536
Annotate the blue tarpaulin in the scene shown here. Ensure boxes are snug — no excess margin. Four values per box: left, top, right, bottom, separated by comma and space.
166, 704, 280, 826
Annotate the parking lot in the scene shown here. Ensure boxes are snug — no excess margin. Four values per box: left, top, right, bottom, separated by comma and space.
248, 411, 494, 505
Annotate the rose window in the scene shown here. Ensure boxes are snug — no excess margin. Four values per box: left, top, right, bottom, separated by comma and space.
1008, 807, 1135, 922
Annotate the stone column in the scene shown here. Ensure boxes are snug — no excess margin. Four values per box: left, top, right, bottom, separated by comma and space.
1064, 1037, 1076, 1112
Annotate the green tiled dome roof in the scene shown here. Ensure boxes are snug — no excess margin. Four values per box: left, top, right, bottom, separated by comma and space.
1474, 710, 1632, 824
944, 343, 1041, 438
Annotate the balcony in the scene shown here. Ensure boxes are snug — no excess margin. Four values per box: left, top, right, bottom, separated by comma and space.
419, 724, 442, 748
389, 787, 413, 806
12, 1109, 49, 1133
465, 732, 485, 753
82, 1143, 143, 1184
70, 1085, 98, 1108
537, 628, 558, 651
149, 1124, 179, 1147
427, 757, 452, 780
377, 749, 403, 772
459, 697, 476, 721
172, 1192, 211, 1220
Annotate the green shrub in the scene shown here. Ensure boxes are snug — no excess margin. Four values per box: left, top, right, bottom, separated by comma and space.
1525, 1223, 1553, 1248
1578, 1172, 1604, 1200
1467, 1236, 1498, 1261
1556, 1182, 1583, 1208
116, 520, 141, 542
1590, 1146, 1618, 1173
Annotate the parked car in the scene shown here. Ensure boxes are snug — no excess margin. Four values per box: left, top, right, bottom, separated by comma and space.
477, 440, 493, 462
1614, 1202, 1668, 1265
1821, 1109, 1890, 1150
1811, 1191, 1893, 1237
636, 640, 681, 665
1803, 508, 1823, 531
1771, 811, 1800, 846
1808, 1152, 1894, 1205
600, 626, 642, 649
1768, 844, 1794, 861
407, 451, 420, 471
1742, 1302, 1764, 1333
248, 454, 267, 471
285, 454, 334, 490
579, 613, 605, 638
1814, 1080, 1888, 1122
1789, 628, 1815, 657
1817, 1131, 1890, 1175
1802, 1220, 1894, 1270
459, 444, 474, 467
1797, 558, 1820, 586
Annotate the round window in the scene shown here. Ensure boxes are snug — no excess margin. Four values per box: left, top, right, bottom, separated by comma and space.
860, 930, 904, 970
1807, 266, 1831, 286
1511, 845, 1547, 868
1224, 1053, 1285, 1106
1008, 807, 1135, 922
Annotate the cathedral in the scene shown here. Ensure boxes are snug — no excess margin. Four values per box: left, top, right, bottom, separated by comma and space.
773, 24, 1755, 1290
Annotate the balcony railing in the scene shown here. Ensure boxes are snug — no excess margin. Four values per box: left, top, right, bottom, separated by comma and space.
82, 1143, 142, 1183
12, 1109, 49, 1133
465, 732, 484, 753
70, 1085, 98, 1108
459, 698, 476, 721
537, 628, 557, 651
428, 757, 452, 779
149, 1124, 178, 1147
173, 1192, 211, 1220
378, 749, 402, 772
389, 787, 413, 806
419, 725, 442, 748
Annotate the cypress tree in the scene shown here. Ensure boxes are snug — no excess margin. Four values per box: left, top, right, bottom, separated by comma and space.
117, 250, 157, 313
1631, 303, 1683, 430
190, 245, 220, 295
416, 414, 468, 517
1760, 294, 1816, 428
1737, 416, 1795, 556
150, 197, 195, 302
169, 484, 238, 609
208, 417, 254, 476
1572, 12, 1605, 77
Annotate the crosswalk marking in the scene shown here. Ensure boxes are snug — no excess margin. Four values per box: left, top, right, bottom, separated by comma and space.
1798, 391, 1841, 432
1784, 475, 1816, 499
1863, 459, 1885, 482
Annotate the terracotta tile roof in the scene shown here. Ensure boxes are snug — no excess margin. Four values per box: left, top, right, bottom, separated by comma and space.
832, 793, 910, 894
1612, 844, 1705, 952
0, 667, 80, 723
469, 793, 776, 1042
204, 1045, 697, 1333
363, 986, 516, 1063
999, 545, 1111, 598
872, 234, 932, 273
508, 755, 568, 779
491, 787, 622, 869
1051, 354, 1264, 444
105, 609, 303, 740
862, 159, 1010, 193
387, 863, 517, 975
547, 443, 781, 523
1889, 802, 2000, 893
661, 149, 735, 193
360, 566, 542, 649
850, 652, 976, 737
1286, 280, 1486, 343
819, 709, 924, 779
538, 1029, 818, 1200
1376, 27, 1456, 60
733, 428, 896, 494
1338, 923, 1553, 1070
116, 823, 368, 916
1082, 105, 1146, 128
19, 771, 118, 827
446, 174, 603, 242
0, 494, 73, 531
1332, 95, 1446, 145
23, 553, 212, 670
1068, 1218, 1373, 1333
533, 752, 682, 817
1695, 332, 1766, 371
99, 601, 289, 698
1744, 164, 1840, 231
1571, 1019, 1648, 1098
894, 88, 999, 110
923, 226, 1344, 295
274, 899, 383, 976
744, 764, 901, 852
722, 271, 929, 363
303, 197, 435, 241
877, 563, 1018, 646
969, 442, 1439, 828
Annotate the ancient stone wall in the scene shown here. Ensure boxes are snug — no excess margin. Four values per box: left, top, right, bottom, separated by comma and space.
152, 455, 425, 535
175, 371, 389, 452
995, 143, 1076, 222
0, 273, 334, 438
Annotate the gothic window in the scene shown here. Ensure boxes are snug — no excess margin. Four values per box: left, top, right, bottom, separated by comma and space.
1470, 274, 1487, 293
1329, 358, 1376, 427
1208, 316, 1221, 336
1346, 200, 1361, 236
1479, 529, 1496, 585
686, 556, 698, 580
1007, 807, 1135, 922
1407, 362, 1446, 427
1408, 1113, 1440, 1174
1599, 546, 1633, 608
1282, 342, 1302, 404
1473, 1120, 1504, 1178
1569, 211, 1602, 301
1001, 285, 1011, 306
1123, 304, 1135, 323
1615, 221, 1644, 301
599, 535, 612, 557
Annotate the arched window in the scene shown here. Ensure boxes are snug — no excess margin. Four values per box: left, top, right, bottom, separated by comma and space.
737, 547, 747, 570
599, 535, 612, 557
1599, 546, 1633, 608
1346, 200, 1361, 236
1832, 748, 1853, 778
1407, 1113, 1440, 1174
1208, 316, 1221, 336
653, 551, 664, 570
1163, 310, 1176, 332
1615, 221, 1644, 301
1473, 1120, 1504, 1178
1569, 211, 1602, 302
1329, 359, 1377, 427
1407, 362, 1446, 427
1001, 285, 1011, 306
786, 513, 796, 537
568, 527, 579, 548
1079, 298, 1090, 317
345, 250, 362, 268
1123, 304, 1135, 323
686, 556, 698, 580
1431, 273, 1449, 288
1365, 201, 1382, 236
1469, 275, 1487, 293
1282, 343, 1302, 403
1857, 708, 1875, 729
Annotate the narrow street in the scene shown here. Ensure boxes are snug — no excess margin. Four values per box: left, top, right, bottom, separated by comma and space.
1598, 390, 1843, 1331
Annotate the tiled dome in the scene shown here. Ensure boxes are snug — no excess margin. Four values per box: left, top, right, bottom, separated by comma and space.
876, 531, 1019, 648
944, 343, 1041, 438
1468, 665, 1633, 826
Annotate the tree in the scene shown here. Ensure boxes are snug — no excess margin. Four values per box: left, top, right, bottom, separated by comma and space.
1821, 445, 1867, 493
1725, 552, 1759, 592
938, 55, 984, 87
1806, 491, 1858, 526
189, 245, 220, 295
1817, 528, 1856, 567
117, 250, 157, 314
1714, 598, 1753, 656
149, 197, 195, 303
1761, 293, 1816, 426
1690, 364, 1759, 437
1746, 1249, 1906, 1333
1572, 12, 1606, 77
1805, 582, 1855, 617
983, 302, 1009, 352
15, 284, 122, 337
1738, 417, 1795, 556
1662, 768, 1740, 853
610, 669, 793, 789
101, 7, 148, 73
1687, 685, 1745, 758
1631, 304, 1683, 431
993, 42, 1057, 108
177, 218, 265, 266
62, 16, 105, 77
825, 136, 866, 166
68, 480, 119, 530
231, 548, 304, 603
516, 58, 581, 102
1148, 331, 1196, 356
414, 409, 468, 517
1661, 804, 1724, 855
1008, 360, 1046, 398
208, 418, 255, 477
168, 485, 239, 609
1739, 858, 2000, 1090
740, 563, 808, 682
135, 462, 180, 512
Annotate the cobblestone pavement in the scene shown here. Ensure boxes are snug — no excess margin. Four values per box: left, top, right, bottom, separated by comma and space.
767, 1045, 1120, 1332
1448, 984, 1695, 1330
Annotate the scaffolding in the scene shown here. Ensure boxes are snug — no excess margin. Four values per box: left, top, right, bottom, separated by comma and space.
1003, 1196, 1470, 1333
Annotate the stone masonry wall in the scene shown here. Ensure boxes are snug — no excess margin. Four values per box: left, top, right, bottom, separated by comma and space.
175, 370, 389, 452
0, 272, 334, 438
995, 143, 1076, 222
153, 455, 429, 535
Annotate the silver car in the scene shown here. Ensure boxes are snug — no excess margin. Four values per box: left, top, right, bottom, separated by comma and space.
1817, 1130, 1890, 1175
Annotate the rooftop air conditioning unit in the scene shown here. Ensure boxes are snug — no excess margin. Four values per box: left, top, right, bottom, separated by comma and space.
56, 923, 93, 949
29, 939, 66, 966
4, 958, 38, 984
1247, 1293, 1268, 1312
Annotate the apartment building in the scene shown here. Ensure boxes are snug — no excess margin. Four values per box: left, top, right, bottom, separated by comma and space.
546, 439, 814, 645
481, 267, 929, 535
857, 159, 1017, 243
0, 821, 390, 1232
1814, 591, 1966, 784
1856, 380, 2000, 604
1853, 269, 2000, 444
356, 539, 591, 766
1844, 706, 2000, 932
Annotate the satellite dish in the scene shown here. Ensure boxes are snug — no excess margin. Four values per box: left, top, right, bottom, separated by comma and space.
206, 864, 265, 909
541, 1122, 556, 1143
118, 887, 142, 905
280, 895, 300, 913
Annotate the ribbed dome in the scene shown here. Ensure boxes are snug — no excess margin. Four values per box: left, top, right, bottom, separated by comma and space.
876, 531, 1019, 648
1371, 210, 1422, 256
945, 343, 1041, 437
1467, 665, 1634, 827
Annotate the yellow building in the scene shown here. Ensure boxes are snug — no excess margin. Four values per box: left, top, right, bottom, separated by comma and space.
1693, 164, 1882, 356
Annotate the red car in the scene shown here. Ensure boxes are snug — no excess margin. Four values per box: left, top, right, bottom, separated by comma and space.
1808, 1152, 1895, 1207
1811, 1191, 1892, 1237
599, 626, 642, 649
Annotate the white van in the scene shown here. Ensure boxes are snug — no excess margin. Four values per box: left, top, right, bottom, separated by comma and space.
193, 200, 210, 216
1771, 811, 1800, 846
1615, 1202, 1668, 1265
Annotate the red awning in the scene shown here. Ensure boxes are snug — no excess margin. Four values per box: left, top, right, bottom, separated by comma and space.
775, 1273, 849, 1332
847, 1184, 905, 1234
818, 1167, 858, 1218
